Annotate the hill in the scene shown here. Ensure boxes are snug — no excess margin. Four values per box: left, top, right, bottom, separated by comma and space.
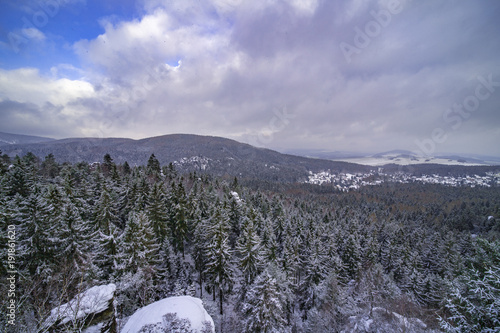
0, 134, 370, 182
288, 148, 500, 166
0, 131, 54, 146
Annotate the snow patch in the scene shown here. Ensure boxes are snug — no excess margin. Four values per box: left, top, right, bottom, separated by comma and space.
121, 296, 215, 333
230, 191, 243, 204
173, 156, 212, 170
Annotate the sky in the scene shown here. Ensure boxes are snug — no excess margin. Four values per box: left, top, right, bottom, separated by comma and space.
0, 0, 499, 156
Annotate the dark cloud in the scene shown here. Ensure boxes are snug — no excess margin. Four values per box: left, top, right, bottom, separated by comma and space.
0, 99, 78, 138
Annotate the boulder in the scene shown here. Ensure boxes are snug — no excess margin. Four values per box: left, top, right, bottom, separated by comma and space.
41, 284, 117, 333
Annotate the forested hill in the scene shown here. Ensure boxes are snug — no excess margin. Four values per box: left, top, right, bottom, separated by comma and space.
0, 133, 370, 182
0, 131, 54, 146
3, 133, 500, 185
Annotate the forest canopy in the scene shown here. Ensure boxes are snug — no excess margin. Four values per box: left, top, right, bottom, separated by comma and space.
0, 152, 499, 332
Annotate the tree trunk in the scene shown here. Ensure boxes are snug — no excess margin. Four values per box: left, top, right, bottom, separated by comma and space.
199, 271, 203, 298
219, 288, 224, 316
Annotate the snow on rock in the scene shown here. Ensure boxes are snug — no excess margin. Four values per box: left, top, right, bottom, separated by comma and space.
43, 283, 117, 332
121, 296, 215, 333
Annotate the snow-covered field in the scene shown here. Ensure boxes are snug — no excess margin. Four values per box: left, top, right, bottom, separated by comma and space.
333, 155, 486, 166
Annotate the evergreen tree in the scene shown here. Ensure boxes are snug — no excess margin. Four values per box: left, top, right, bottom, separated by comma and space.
147, 183, 169, 243
192, 217, 208, 298
2, 157, 31, 197
168, 181, 189, 256
299, 236, 328, 315
228, 192, 243, 248
146, 153, 161, 180
17, 191, 55, 280
96, 223, 121, 280
117, 211, 159, 276
94, 185, 120, 232
205, 206, 233, 316
102, 153, 115, 178
341, 233, 361, 280
237, 218, 264, 286
243, 269, 288, 333
40, 153, 59, 178
122, 161, 131, 176
0, 149, 6, 175
58, 201, 98, 281
440, 238, 500, 332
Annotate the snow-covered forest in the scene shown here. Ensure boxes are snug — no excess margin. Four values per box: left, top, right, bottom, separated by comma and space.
1, 152, 499, 332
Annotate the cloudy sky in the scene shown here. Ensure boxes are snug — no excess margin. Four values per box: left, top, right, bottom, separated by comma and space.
1, 0, 499, 156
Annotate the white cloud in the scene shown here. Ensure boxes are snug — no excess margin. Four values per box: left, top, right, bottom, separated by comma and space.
0, 68, 94, 106
20, 28, 46, 41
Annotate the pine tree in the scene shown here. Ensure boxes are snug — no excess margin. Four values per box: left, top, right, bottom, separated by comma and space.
237, 218, 264, 286
168, 181, 189, 256
45, 185, 65, 225
40, 153, 59, 178
58, 201, 96, 275
243, 269, 288, 333
440, 238, 500, 332
2, 157, 31, 197
341, 233, 361, 280
94, 185, 120, 232
102, 153, 116, 178
96, 223, 121, 280
0, 149, 6, 175
17, 191, 56, 280
228, 192, 242, 248
147, 183, 169, 243
121, 161, 131, 177
400, 250, 426, 305
192, 217, 208, 298
146, 153, 161, 180
157, 237, 177, 295
205, 206, 233, 316
280, 233, 301, 289
117, 211, 160, 276
299, 235, 328, 315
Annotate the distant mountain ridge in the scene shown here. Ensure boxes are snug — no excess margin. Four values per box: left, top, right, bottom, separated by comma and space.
0, 133, 370, 182
2, 132, 499, 181
288, 148, 500, 166
0, 131, 54, 146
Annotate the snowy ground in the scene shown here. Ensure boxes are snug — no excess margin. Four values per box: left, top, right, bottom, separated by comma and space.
333, 155, 487, 166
